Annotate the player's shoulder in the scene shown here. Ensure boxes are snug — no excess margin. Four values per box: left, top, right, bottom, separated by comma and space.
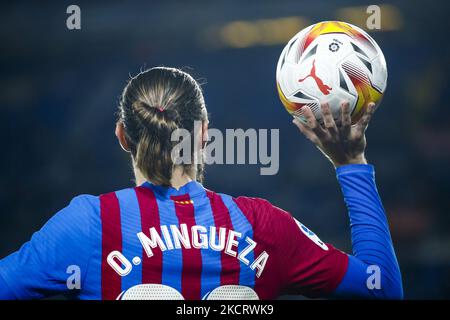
65, 185, 137, 215
69, 193, 100, 208
75, 184, 145, 205
233, 195, 292, 220
51, 194, 101, 225
212, 192, 295, 231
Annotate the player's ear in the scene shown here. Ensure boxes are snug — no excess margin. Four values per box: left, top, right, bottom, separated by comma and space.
201, 120, 209, 149
115, 121, 131, 152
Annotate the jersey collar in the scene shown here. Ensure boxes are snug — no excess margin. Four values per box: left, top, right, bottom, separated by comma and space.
141, 180, 205, 199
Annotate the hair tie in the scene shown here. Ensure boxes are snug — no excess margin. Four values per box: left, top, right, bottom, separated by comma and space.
157, 107, 164, 112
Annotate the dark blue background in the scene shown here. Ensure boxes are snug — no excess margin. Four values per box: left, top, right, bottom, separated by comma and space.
0, 0, 449, 298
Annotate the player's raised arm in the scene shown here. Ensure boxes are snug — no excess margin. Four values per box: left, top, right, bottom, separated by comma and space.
292, 102, 403, 299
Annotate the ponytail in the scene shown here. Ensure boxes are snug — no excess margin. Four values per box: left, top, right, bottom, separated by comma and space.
132, 101, 180, 186
118, 67, 207, 186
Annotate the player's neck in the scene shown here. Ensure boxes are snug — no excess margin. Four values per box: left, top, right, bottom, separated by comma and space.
170, 167, 194, 190
133, 165, 195, 190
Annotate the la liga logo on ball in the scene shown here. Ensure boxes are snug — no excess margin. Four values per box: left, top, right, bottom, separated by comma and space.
329, 42, 340, 52
276, 21, 387, 124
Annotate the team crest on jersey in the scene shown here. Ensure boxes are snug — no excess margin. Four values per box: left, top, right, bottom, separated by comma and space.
294, 218, 329, 251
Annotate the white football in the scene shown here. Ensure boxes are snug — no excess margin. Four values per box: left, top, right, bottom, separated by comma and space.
276, 21, 387, 124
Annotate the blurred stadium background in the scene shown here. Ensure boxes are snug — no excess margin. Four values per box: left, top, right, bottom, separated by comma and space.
0, 0, 449, 299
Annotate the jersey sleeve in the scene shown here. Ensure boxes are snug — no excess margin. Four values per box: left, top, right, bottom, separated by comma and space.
0, 195, 96, 299
272, 205, 348, 297
234, 196, 348, 298
332, 164, 403, 299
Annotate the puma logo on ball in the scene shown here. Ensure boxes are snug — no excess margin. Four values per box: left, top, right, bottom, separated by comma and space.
298, 59, 332, 95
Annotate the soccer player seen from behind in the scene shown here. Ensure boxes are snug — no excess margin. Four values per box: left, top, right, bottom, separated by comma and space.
0, 67, 403, 300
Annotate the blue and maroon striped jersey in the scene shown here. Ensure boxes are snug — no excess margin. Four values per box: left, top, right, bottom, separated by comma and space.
0, 180, 348, 299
